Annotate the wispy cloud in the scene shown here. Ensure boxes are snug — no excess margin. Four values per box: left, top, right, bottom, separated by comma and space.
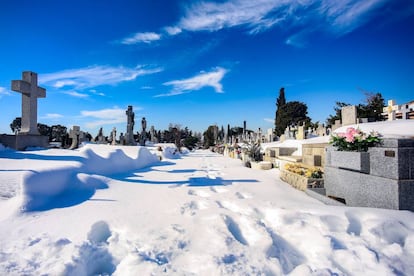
0, 86, 11, 98
40, 65, 163, 90
63, 91, 89, 98
121, 32, 162, 44
158, 67, 228, 97
41, 113, 64, 119
136, 0, 401, 47
264, 118, 274, 123
80, 107, 138, 128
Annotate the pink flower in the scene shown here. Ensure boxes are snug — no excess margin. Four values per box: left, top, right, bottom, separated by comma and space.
345, 133, 355, 143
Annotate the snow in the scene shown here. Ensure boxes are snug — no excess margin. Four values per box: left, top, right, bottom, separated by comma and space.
333, 120, 414, 138
1, 138, 414, 274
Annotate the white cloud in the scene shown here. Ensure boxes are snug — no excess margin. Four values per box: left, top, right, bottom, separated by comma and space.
121, 32, 162, 44
63, 91, 89, 98
40, 65, 163, 90
164, 26, 182, 36
41, 113, 64, 119
159, 67, 228, 97
264, 118, 274, 123
89, 89, 105, 96
171, 0, 397, 46
0, 87, 11, 97
80, 107, 136, 128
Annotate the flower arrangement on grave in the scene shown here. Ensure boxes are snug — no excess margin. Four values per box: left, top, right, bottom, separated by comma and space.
330, 127, 381, 152
284, 163, 323, 179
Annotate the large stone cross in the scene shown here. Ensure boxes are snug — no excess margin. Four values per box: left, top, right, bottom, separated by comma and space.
11, 71, 46, 135
383, 99, 399, 121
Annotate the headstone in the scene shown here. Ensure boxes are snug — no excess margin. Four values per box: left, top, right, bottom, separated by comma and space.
266, 128, 273, 142
316, 125, 326, 136
125, 106, 136, 145
383, 100, 399, 121
332, 120, 342, 131
110, 127, 117, 145
140, 117, 147, 146
11, 71, 46, 135
69, 126, 85, 149
296, 125, 305, 140
95, 127, 106, 144
119, 132, 125, 145
341, 105, 357, 126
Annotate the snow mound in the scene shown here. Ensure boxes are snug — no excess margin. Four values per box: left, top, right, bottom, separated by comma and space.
334, 120, 414, 138
15, 145, 159, 212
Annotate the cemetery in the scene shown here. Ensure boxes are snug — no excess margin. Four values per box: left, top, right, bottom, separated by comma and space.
1, 71, 414, 274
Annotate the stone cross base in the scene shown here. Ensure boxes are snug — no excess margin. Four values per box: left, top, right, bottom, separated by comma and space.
0, 134, 48, 151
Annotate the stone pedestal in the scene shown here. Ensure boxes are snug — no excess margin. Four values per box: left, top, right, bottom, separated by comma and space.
0, 134, 48, 150
325, 139, 414, 211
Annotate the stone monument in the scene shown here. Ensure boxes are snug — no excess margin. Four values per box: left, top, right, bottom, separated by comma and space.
140, 117, 147, 146
383, 100, 399, 121
341, 105, 357, 126
125, 106, 136, 145
69, 126, 85, 149
110, 127, 117, 145
0, 71, 48, 150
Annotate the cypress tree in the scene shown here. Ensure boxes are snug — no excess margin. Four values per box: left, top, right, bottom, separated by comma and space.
275, 87, 287, 136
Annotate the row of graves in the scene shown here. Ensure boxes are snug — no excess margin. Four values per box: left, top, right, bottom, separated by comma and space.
223, 103, 414, 212
0, 71, 162, 150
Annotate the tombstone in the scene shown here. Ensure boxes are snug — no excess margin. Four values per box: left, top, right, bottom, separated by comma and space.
0, 71, 49, 150
341, 105, 357, 126
119, 132, 125, 145
110, 127, 117, 145
332, 120, 342, 131
140, 117, 147, 146
95, 127, 106, 144
383, 100, 399, 121
316, 125, 326, 136
296, 125, 305, 140
125, 106, 136, 145
69, 126, 85, 149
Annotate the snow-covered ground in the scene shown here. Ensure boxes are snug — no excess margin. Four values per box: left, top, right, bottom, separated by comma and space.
1, 143, 414, 275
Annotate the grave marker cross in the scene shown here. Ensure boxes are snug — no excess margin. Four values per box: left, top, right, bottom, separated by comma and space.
11, 71, 46, 135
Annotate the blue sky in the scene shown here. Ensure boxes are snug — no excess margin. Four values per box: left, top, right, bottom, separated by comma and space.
0, 0, 413, 135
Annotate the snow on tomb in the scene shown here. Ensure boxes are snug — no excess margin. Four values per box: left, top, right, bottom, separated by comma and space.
0, 71, 48, 150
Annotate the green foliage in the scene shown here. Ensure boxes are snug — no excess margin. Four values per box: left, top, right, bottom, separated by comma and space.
10, 117, 21, 133
275, 88, 310, 136
203, 125, 217, 148
247, 143, 262, 162
183, 136, 199, 150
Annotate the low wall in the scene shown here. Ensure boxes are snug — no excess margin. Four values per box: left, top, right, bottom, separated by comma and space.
280, 170, 324, 191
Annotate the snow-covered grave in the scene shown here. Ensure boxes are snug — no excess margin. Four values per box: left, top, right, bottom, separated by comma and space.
1, 141, 414, 275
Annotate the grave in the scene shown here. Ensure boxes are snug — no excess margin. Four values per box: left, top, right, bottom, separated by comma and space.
125, 106, 136, 145
140, 117, 147, 146
296, 125, 305, 140
325, 139, 414, 211
110, 127, 117, 145
68, 126, 86, 149
0, 71, 48, 150
341, 105, 357, 126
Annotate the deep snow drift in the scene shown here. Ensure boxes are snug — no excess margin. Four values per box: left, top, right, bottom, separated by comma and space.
1, 142, 414, 275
